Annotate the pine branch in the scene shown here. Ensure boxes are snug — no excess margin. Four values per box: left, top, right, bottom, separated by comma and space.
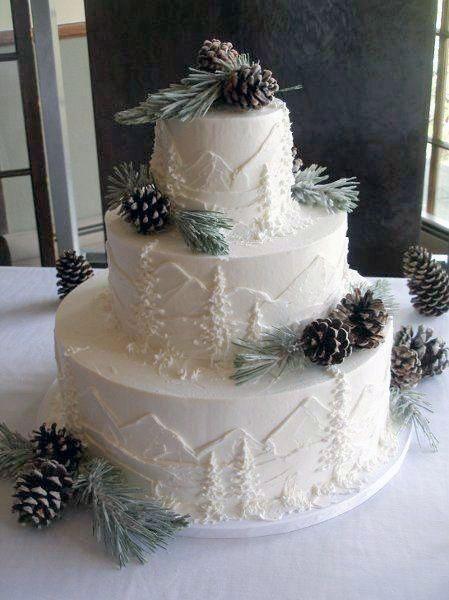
0, 422, 34, 479
231, 326, 306, 385
354, 278, 399, 315
115, 68, 228, 125
105, 162, 153, 208
173, 209, 233, 256
73, 458, 189, 567
292, 164, 359, 213
390, 388, 438, 452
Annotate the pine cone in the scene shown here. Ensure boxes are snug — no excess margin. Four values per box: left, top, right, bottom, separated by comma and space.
391, 345, 422, 389
12, 460, 73, 528
31, 423, 84, 473
223, 63, 279, 110
292, 146, 303, 174
197, 39, 239, 72
331, 288, 388, 349
403, 245, 449, 316
301, 318, 352, 366
394, 325, 449, 377
120, 185, 170, 235
56, 250, 93, 299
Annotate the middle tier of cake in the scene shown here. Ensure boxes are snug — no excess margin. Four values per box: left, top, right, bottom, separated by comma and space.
106, 204, 349, 363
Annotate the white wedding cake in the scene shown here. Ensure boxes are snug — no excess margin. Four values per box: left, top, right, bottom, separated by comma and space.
52, 43, 396, 524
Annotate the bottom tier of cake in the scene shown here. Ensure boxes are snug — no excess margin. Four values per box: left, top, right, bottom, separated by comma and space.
52, 272, 397, 523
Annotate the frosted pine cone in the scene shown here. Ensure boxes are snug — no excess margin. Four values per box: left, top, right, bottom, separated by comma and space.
197, 39, 239, 71
390, 345, 422, 389
394, 325, 448, 377
301, 318, 352, 366
12, 460, 73, 528
403, 245, 449, 316
56, 250, 93, 299
332, 288, 388, 349
223, 62, 279, 110
120, 185, 170, 235
31, 423, 84, 473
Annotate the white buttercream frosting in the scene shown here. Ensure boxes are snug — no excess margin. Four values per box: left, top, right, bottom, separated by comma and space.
54, 274, 395, 523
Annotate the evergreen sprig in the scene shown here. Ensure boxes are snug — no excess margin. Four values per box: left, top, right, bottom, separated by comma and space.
231, 326, 306, 385
74, 458, 189, 567
0, 422, 33, 479
106, 162, 233, 255
173, 209, 233, 255
292, 164, 359, 213
353, 279, 399, 315
105, 162, 154, 208
390, 387, 438, 452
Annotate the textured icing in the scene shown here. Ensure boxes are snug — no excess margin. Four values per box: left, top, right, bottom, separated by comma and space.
150, 100, 297, 240
53, 274, 396, 522
106, 208, 349, 363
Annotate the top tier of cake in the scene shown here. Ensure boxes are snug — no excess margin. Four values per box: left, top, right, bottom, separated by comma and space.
150, 99, 296, 241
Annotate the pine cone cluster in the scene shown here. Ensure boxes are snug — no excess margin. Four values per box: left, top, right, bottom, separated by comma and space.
331, 288, 388, 349
12, 459, 73, 528
301, 317, 352, 366
223, 62, 279, 110
391, 345, 422, 389
119, 185, 170, 235
292, 146, 303, 174
197, 38, 239, 71
403, 245, 449, 316
31, 423, 84, 473
394, 325, 448, 377
56, 250, 93, 299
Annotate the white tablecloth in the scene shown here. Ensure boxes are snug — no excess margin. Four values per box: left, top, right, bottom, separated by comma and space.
1, 267, 448, 600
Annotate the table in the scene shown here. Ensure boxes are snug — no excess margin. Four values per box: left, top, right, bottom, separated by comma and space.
1, 267, 448, 600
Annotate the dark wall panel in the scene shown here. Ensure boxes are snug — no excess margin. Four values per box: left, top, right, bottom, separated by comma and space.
85, 0, 436, 275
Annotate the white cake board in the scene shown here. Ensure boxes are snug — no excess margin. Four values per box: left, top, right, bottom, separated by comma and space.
39, 382, 412, 540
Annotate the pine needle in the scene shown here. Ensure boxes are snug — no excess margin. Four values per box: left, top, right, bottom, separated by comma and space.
0, 422, 34, 479
74, 458, 189, 568
115, 68, 228, 125
292, 164, 359, 213
173, 209, 233, 256
390, 388, 438, 452
231, 326, 306, 385
105, 163, 153, 208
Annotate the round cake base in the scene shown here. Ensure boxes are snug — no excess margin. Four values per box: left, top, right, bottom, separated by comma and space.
38, 381, 410, 540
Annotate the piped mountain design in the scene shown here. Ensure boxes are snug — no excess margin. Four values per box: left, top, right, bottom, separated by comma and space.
152, 262, 209, 317
81, 388, 332, 467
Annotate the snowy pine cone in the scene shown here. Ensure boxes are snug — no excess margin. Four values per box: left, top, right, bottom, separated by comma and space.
56, 250, 93, 299
301, 318, 352, 366
331, 288, 387, 349
394, 325, 449, 377
223, 62, 279, 110
31, 423, 84, 473
12, 459, 73, 528
390, 345, 422, 389
403, 245, 449, 316
120, 185, 170, 235
197, 39, 239, 71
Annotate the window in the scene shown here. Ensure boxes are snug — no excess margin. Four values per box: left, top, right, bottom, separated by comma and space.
425, 0, 449, 228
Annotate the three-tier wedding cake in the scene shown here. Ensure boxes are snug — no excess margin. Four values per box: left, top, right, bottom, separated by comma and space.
51, 40, 396, 524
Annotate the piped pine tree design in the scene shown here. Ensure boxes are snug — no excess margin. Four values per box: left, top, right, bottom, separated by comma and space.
199, 451, 226, 523
245, 301, 264, 341
200, 266, 232, 362
319, 366, 358, 490
233, 437, 266, 519
135, 242, 165, 347
253, 166, 277, 241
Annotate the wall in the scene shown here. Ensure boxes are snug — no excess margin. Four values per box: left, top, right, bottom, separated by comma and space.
0, 0, 102, 235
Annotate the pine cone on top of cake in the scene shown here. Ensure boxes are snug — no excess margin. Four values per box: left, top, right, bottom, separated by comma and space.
301, 318, 352, 366
197, 38, 240, 72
